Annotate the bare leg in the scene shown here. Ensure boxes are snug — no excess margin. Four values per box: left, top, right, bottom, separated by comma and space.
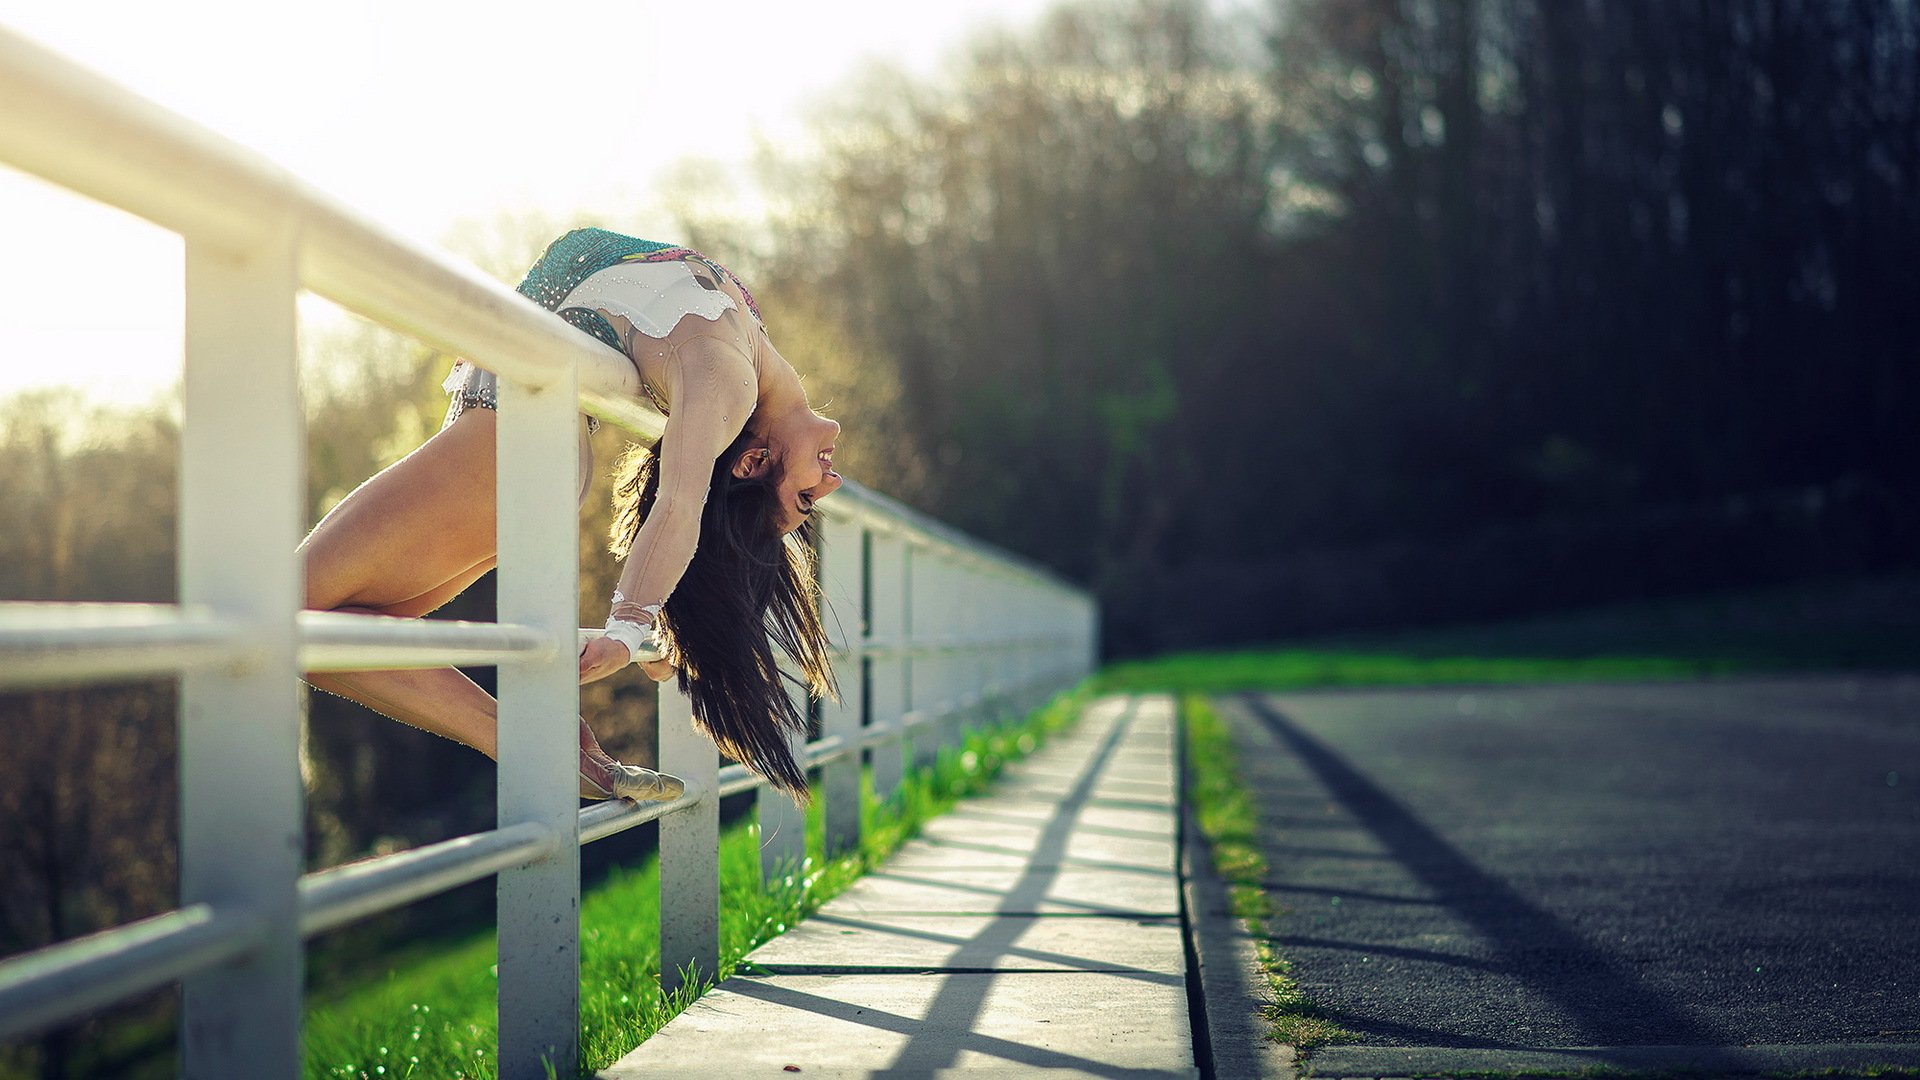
300, 410, 672, 798
302, 410, 507, 754
306, 597, 617, 767
307, 610, 504, 758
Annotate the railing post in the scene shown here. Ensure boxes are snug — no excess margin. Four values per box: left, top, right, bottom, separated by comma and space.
659, 683, 718, 995
933, 558, 965, 756
961, 565, 985, 741
902, 547, 924, 770
758, 686, 807, 884
494, 377, 581, 1078
818, 518, 865, 857
178, 232, 303, 1079
1083, 593, 1100, 681
906, 548, 937, 771
867, 531, 907, 802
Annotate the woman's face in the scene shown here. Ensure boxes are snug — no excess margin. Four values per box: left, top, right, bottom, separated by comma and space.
740, 405, 842, 535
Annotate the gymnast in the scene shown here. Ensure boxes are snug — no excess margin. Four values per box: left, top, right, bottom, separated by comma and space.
300, 228, 841, 803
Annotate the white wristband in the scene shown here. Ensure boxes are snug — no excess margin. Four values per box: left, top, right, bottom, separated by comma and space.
601, 617, 664, 664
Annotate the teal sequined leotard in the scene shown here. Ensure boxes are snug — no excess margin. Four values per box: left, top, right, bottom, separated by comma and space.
443, 229, 761, 428
518, 227, 763, 349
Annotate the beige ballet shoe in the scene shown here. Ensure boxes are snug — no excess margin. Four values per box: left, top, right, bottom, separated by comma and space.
579, 749, 686, 802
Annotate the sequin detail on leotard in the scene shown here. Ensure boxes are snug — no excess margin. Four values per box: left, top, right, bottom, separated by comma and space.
442, 228, 762, 427
515, 229, 764, 333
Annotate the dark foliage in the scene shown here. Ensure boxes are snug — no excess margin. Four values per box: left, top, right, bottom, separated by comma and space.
758, 0, 1920, 649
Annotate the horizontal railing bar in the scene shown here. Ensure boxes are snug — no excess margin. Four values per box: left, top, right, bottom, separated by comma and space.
575, 630, 1080, 675
856, 716, 916, 751
298, 823, 558, 938
302, 211, 664, 441
0, 602, 250, 689
708, 679, 1058, 798
802, 716, 915, 769
0, 903, 261, 1043
715, 763, 760, 800
821, 482, 1086, 596
577, 782, 705, 846
0, 670, 1062, 1043
0, 29, 1093, 604
0, 27, 665, 444
298, 611, 555, 672
0, 604, 582, 684
839, 637, 1081, 659
803, 733, 850, 768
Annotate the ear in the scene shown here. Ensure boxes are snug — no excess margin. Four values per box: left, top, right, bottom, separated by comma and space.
731, 445, 773, 481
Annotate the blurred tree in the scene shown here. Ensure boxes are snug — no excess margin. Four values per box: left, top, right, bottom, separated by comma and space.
730, 0, 1919, 648
1275, 0, 1920, 517
0, 393, 180, 1076
0, 685, 177, 1079
763, 0, 1283, 592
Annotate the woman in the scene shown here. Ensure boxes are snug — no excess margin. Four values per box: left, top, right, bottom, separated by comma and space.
301, 228, 842, 803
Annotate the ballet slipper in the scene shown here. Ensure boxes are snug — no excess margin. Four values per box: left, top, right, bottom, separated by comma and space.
578, 748, 686, 802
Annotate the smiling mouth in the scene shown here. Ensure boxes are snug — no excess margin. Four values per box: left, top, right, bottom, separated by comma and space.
818, 447, 836, 475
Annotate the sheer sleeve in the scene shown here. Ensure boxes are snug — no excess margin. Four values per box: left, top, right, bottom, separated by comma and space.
610, 333, 758, 622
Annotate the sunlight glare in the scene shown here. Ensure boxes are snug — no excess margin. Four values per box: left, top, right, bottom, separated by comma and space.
0, 0, 1056, 408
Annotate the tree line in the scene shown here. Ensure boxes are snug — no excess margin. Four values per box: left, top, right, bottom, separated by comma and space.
725, 0, 1919, 648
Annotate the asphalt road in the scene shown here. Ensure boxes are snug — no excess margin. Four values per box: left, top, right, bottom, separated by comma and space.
1222, 676, 1920, 1053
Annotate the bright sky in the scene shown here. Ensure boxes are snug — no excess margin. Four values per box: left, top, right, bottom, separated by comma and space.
0, 0, 1058, 409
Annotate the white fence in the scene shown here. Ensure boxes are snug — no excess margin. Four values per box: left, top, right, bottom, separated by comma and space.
0, 26, 1097, 1079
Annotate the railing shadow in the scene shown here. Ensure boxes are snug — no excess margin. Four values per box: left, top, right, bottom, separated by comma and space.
709, 701, 1183, 1078
721, 978, 1186, 1079
1240, 694, 1725, 1047
754, 911, 1182, 987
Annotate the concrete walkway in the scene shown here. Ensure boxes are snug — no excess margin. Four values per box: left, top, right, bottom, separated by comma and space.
602, 695, 1199, 1080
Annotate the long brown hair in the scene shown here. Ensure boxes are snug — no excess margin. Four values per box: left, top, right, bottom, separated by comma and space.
610, 426, 836, 802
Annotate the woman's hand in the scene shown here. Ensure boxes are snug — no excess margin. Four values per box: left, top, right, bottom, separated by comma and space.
578, 635, 631, 685
581, 635, 677, 684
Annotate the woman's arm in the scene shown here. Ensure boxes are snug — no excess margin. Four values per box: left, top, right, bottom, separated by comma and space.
582, 334, 755, 681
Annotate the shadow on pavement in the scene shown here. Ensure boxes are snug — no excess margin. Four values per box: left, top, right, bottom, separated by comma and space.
1242, 694, 1726, 1047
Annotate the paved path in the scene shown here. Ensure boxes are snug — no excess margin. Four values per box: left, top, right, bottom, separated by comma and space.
1222, 676, 1920, 1078
603, 695, 1199, 1080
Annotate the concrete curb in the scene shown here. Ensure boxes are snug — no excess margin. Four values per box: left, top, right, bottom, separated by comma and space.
1305, 1042, 1920, 1078
1179, 701, 1300, 1080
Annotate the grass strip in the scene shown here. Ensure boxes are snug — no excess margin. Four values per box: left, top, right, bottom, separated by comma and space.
1107, 650, 1715, 696
304, 685, 1090, 1080
1103, 575, 1920, 696
1182, 692, 1355, 1051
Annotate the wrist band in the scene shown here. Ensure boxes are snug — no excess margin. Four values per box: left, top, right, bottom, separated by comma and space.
603, 592, 666, 665
602, 617, 665, 664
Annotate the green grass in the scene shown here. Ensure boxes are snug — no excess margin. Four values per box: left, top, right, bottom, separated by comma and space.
303, 686, 1091, 1080
1758, 1060, 1920, 1068
1105, 649, 1712, 694
1182, 693, 1355, 1051
1103, 575, 1920, 695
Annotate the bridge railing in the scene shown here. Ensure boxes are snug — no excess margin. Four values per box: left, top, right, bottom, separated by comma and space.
0, 25, 1097, 1079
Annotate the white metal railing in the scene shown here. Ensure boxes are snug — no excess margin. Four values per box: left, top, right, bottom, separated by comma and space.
0, 25, 1097, 1080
